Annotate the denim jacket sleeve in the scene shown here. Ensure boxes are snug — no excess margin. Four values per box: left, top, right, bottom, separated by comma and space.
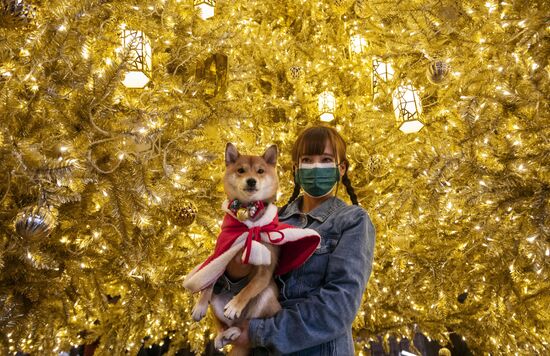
249, 206, 376, 353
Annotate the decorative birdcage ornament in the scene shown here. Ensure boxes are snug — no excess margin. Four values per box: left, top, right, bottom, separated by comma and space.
372, 57, 394, 97
194, 0, 216, 20
318, 91, 336, 122
0, 0, 36, 28
120, 28, 152, 89
392, 83, 424, 134
195, 53, 228, 98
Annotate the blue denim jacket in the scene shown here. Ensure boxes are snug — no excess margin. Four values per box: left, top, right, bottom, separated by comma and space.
249, 196, 376, 355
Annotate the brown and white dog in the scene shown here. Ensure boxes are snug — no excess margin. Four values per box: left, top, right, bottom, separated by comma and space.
183, 143, 320, 355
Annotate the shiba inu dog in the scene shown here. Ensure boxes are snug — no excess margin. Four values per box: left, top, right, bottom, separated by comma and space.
183, 143, 320, 355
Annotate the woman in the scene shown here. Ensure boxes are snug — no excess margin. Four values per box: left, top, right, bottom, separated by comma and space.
234, 125, 376, 355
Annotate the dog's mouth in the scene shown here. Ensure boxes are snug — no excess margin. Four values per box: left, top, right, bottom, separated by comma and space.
242, 187, 258, 193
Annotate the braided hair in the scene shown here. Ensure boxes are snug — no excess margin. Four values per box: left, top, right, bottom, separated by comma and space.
279, 126, 359, 215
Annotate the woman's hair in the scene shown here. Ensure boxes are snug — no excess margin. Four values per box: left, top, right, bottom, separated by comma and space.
282, 126, 358, 211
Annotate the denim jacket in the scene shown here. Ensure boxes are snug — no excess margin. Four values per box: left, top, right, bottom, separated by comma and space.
249, 196, 376, 355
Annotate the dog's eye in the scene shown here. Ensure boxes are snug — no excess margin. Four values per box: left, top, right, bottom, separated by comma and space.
237, 168, 245, 174
257, 169, 264, 174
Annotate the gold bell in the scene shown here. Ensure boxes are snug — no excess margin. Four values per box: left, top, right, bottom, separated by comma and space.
236, 208, 249, 222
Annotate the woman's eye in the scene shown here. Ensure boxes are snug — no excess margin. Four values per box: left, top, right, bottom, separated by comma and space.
301, 158, 310, 163
258, 169, 264, 174
237, 168, 245, 174
323, 157, 334, 162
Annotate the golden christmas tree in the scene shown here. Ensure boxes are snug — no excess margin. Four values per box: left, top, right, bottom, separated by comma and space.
0, 0, 548, 354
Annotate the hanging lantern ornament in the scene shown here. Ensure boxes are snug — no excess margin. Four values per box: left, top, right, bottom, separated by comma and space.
120, 27, 152, 89
349, 34, 368, 58
168, 199, 197, 227
194, 0, 216, 20
15, 204, 58, 240
0, 0, 36, 28
318, 91, 336, 122
372, 57, 395, 96
426, 60, 450, 84
392, 83, 424, 134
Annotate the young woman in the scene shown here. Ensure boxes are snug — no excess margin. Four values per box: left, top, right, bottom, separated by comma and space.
233, 125, 376, 355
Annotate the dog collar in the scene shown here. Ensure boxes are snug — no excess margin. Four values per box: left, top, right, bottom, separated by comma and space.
228, 199, 267, 221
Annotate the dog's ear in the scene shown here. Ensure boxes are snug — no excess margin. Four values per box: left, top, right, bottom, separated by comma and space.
262, 145, 278, 166
225, 143, 240, 166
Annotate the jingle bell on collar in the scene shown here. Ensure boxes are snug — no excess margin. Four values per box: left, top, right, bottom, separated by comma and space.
228, 199, 266, 222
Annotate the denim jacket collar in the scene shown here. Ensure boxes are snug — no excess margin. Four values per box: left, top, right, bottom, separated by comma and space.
279, 195, 347, 223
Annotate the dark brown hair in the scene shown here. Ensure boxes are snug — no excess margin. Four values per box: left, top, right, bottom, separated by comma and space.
283, 126, 358, 211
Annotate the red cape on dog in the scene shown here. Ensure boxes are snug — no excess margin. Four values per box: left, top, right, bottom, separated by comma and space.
183, 201, 321, 293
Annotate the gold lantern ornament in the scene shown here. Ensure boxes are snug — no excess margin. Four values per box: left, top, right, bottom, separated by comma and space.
349, 34, 367, 58
392, 83, 424, 134
372, 57, 394, 96
15, 204, 58, 240
194, 0, 216, 20
318, 91, 336, 122
120, 28, 152, 89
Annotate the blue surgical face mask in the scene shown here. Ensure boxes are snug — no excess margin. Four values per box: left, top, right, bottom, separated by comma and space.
295, 162, 340, 198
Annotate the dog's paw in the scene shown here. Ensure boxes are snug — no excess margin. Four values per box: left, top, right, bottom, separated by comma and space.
192, 303, 208, 321
224, 298, 245, 320
214, 327, 241, 349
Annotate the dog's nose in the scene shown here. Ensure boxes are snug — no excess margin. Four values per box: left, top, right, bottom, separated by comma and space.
246, 178, 256, 187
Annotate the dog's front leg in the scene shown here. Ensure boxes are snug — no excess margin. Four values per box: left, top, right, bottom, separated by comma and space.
224, 245, 278, 320
192, 284, 213, 321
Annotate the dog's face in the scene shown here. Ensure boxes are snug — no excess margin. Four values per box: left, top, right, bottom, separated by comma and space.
224, 143, 278, 204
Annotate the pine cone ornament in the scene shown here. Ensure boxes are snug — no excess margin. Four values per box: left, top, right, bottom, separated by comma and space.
426, 60, 450, 84
168, 199, 197, 227
287, 65, 304, 83
366, 154, 389, 178
0, 0, 36, 28
15, 204, 58, 240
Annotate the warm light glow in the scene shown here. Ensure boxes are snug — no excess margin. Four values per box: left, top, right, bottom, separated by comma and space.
194, 0, 216, 20
318, 91, 336, 122
392, 84, 424, 133
121, 29, 152, 88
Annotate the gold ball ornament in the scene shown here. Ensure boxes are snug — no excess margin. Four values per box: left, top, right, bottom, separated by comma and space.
366, 154, 390, 178
331, 0, 354, 15
426, 61, 451, 84
15, 204, 58, 240
438, 347, 452, 356
354, 0, 370, 18
168, 199, 197, 227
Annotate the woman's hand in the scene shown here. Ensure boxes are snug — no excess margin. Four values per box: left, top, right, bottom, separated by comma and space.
231, 319, 250, 347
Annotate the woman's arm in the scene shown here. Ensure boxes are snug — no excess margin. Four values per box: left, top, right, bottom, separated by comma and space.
248, 207, 376, 353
